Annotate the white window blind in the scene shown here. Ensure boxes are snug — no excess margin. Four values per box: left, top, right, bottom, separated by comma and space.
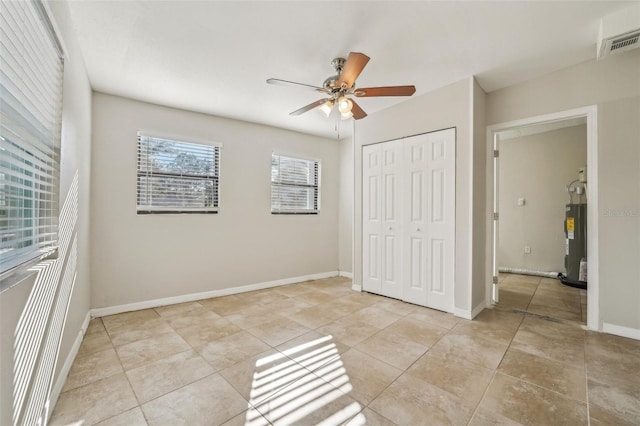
271, 153, 319, 214
137, 133, 220, 213
0, 0, 63, 276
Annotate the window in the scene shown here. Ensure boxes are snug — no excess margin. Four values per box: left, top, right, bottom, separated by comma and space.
0, 0, 64, 276
271, 153, 320, 214
137, 133, 220, 213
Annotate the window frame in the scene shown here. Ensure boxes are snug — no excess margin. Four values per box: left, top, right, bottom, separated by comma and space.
136, 132, 221, 214
270, 152, 321, 215
0, 0, 64, 281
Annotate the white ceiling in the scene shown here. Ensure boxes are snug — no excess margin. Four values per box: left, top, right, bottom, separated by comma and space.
65, 1, 634, 139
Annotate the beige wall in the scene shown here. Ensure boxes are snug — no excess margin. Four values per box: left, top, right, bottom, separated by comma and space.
90, 93, 340, 308
353, 77, 485, 317
499, 125, 587, 272
487, 48, 640, 333
0, 1, 93, 423
472, 78, 488, 309
338, 136, 353, 275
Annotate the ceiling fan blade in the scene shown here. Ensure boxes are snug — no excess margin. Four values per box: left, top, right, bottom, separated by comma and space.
350, 99, 367, 120
267, 78, 329, 93
353, 85, 416, 97
290, 98, 331, 116
337, 52, 370, 89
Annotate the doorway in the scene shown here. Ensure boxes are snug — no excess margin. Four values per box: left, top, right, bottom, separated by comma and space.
486, 106, 599, 330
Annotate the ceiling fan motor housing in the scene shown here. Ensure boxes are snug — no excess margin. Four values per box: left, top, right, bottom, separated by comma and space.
323, 57, 349, 92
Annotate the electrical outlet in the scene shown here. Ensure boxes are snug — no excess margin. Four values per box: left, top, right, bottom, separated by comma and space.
524, 246, 531, 254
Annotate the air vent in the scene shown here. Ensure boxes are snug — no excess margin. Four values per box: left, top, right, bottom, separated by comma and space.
598, 29, 640, 59
610, 32, 640, 52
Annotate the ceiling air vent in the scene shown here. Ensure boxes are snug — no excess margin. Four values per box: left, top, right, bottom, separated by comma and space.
597, 4, 640, 60
599, 30, 640, 59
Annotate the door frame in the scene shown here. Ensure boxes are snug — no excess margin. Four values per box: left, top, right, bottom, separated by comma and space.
485, 105, 599, 331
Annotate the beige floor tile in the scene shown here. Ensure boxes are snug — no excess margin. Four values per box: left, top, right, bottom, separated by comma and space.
589, 403, 638, 426
496, 291, 532, 310
407, 307, 460, 329
501, 274, 541, 285
477, 373, 588, 426
247, 317, 311, 346
472, 308, 524, 330
283, 303, 349, 329
50, 373, 138, 426
316, 317, 380, 347
369, 373, 475, 425
511, 328, 585, 367
62, 347, 123, 392
108, 318, 175, 347
498, 348, 587, 402
327, 348, 402, 405
527, 303, 582, 322
126, 349, 215, 403
276, 332, 347, 374
174, 317, 242, 347
406, 350, 494, 407
252, 369, 363, 426
355, 329, 428, 370
101, 309, 161, 332
226, 309, 287, 330
519, 316, 585, 341
197, 330, 271, 371
373, 299, 418, 316
588, 377, 640, 423
198, 294, 247, 316
345, 407, 397, 426
383, 317, 448, 347
153, 301, 209, 319
343, 306, 403, 329
220, 408, 271, 426
163, 308, 222, 330
116, 332, 191, 370
468, 407, 522, 426
86, 318, 106, 335
94, 407, 148, 426
141, 374, 248, 426
219, 349, 304, 403
292, 290, 336, 306
427, 332, 509, 370
452, 320, 519, 345
77, 330, 114, 357
265, 298, 314, 317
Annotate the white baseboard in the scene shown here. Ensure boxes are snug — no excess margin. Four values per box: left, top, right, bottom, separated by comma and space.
338, 271, 353, 279
49, 310, 90, 415
602, 322, 640, 341
351, 283, 362, 292
91, 271, 340, 318
454, 301, 486, 320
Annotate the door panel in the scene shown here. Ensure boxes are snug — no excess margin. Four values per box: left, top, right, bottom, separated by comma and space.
362, 144, 382, 294
380, 140, 402, 299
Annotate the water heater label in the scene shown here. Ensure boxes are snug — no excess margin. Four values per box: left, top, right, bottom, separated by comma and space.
567, 217, 575, 231
565, 239, 570, 255
568, 231, 575, 239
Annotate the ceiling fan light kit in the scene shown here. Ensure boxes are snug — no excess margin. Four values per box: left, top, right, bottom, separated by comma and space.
267, 52, 416, 120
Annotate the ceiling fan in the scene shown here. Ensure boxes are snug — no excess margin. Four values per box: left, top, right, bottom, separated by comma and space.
267, 52, 416, 120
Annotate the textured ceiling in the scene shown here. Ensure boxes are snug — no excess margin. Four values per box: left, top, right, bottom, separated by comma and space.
65, 1, 634, 139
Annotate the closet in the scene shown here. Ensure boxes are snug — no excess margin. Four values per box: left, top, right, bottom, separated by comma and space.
362, 128, 455, 312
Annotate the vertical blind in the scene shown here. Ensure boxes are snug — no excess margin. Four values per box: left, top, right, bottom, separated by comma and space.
0, 0, 63, 276
271, 153, 320, 214
137, 133, 220, 213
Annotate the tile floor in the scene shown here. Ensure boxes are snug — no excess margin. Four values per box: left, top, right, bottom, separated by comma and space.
50, 276, 640, 425
497, 273, 587, 323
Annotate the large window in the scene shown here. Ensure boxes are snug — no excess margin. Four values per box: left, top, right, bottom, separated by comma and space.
0, 0, 64, 276
271, 153, 320, 214
137, 133, 220, 213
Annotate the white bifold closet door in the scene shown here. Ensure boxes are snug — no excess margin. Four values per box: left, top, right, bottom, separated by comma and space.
362, 139, 403, 299
363, 128, 455, 312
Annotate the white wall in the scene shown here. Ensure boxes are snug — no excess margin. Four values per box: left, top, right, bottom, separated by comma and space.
91, 93, 340, 309
338, 136, 353, 275
0, 1, 93, 423
353, 77, 485, 317
486, 48, 640, 334
498, 124, 587, 272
